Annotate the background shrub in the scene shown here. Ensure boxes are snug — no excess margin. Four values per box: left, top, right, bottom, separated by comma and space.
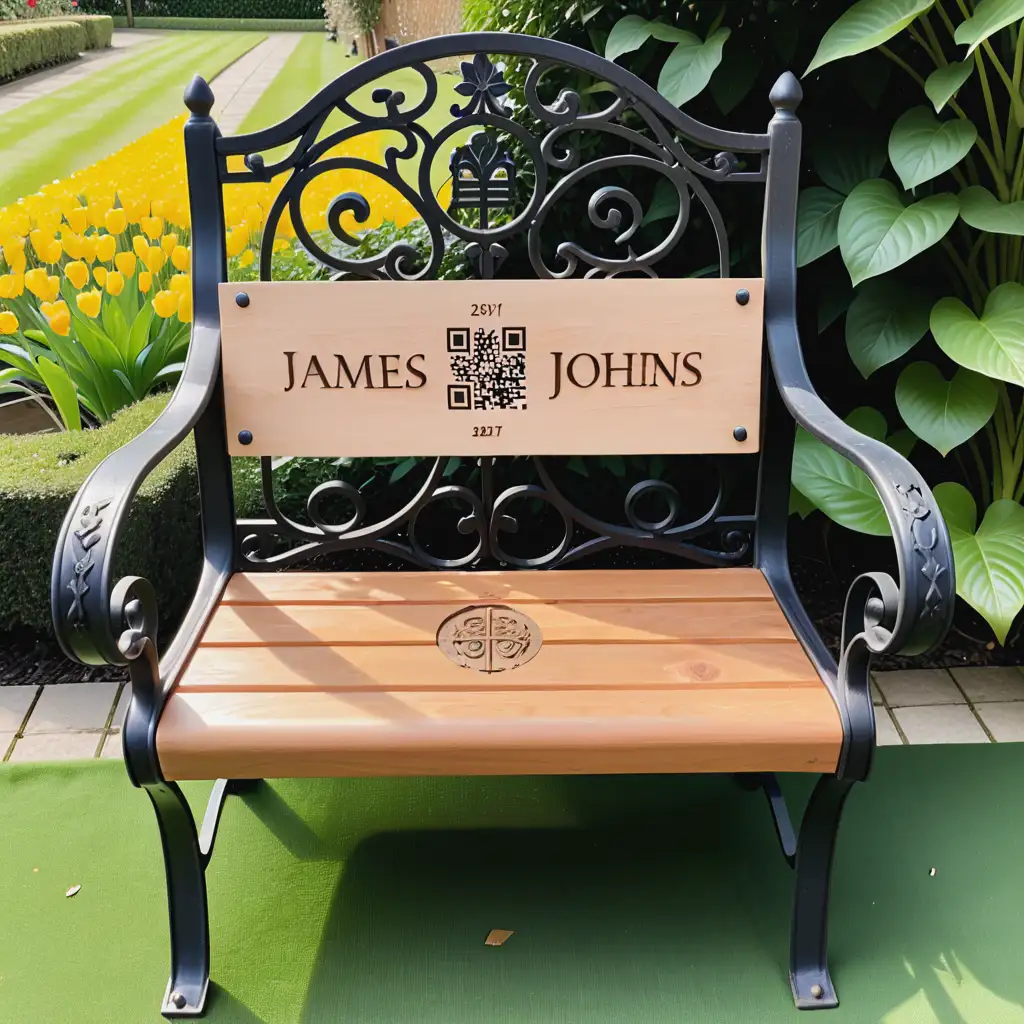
0, 21, 84, 81
80, 0, 324, 17
108, 16, 322, 30
54, 14, 113, 49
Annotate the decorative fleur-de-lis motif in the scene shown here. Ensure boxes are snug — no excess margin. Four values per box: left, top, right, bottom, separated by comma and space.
451, 53, 511, 117
895, 483, 946, 619
66, 497, 111, 628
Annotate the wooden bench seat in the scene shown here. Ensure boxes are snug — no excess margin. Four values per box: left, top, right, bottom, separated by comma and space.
157, 569, 842, 780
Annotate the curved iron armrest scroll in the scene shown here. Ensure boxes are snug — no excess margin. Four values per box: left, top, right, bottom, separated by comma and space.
50, 323, 224, 668
766, 318, 955, 662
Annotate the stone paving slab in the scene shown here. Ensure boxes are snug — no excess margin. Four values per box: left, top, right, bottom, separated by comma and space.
9, 731, 103, 763
23, 682, 118, 734
891, 703, 991, 744
949, 666, 1024, 702
213, 33, 302, 134
0, 685, 38, 731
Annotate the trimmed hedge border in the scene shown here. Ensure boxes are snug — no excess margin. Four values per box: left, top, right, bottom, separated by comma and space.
52, 14, 114, 49
83, 0, 322, 16
112, 16, 323, 30
0, 396, 202, 637
0, 20, 84, 81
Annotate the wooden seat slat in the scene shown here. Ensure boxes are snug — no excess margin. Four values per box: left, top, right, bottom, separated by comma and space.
157, 686, 841, 779
220, 568, 776, 606
198, 599, 799, 647
177, 641, 821, 693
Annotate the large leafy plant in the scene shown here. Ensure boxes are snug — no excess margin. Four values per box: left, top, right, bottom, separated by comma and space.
792, 0, 1024, 644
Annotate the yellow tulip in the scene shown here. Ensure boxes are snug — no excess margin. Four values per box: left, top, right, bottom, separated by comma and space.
88, 202, 106, 228
138, 270, 152, 293
226, 227, 249, 257
238, 249, 255, 268
272, 238, 290, 253
96, 234, 117, 263
105, 271, 124, 296
141, 216, 164, 240
152, 289, 178, 318
44, 239, 63, 264
64, 261, 89, 290
151, 199, 166, 217
171, 245, 190, 272
93, 266, 108, 287
49, 309, 71, 336
177, 289, 192, 324
169, 273, 190, 296
132, 234, 149, 259
80, 235, 98, 264
29, 229, 51, 259
61, 232, 84, 261
45, 275, 61, 303
0, 310, 18, 334
144, 246, 166, 274
76, 290, 102, 318
66, 208, 88, 234
104, 209, 127, 235
0, 273, 24, 299
24, 267, 49, 298
4, 243, 26, 274
115, 251, 136, 278
244, 203, 264, 228
160, 232, 178, 254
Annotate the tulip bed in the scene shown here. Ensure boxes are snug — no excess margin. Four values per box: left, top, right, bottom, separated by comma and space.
0, 38, 461, 430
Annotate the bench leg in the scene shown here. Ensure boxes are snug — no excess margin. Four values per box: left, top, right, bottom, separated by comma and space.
789, 773, 855, 1010
146, 781, 210, 1019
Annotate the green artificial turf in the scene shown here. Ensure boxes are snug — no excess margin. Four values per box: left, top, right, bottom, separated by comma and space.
1, 745, 1023, 1023
0, 31, 266, 206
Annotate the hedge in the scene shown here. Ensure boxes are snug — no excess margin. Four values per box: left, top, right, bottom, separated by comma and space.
0, 395, 203, 638
111, 16, 322, 30
53, 14, 114, 49
83, 0, 323, 17
0, 20, 84, 81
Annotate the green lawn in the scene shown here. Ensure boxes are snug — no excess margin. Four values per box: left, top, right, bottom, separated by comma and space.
0, 32, 266, 207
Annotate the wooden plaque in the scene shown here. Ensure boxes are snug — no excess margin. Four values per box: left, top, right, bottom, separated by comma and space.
219, 278, 764, 457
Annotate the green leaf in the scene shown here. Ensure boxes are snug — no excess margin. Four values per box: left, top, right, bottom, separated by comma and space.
845, 278, 932, 376
818, 275, 854, 333
649, 22, 698, 44
838, 179, 959, 286
605, 454, 626, 477
811, 130, 888, 195
790, 486, 817, 518
567, 455, 589, 476
953, 0, 1024, 56
924, 59, 974, 112
805, 0, 936, 75
33, 355, 81, 431
936, 482, 1024, 644
127, 301, 155, 365
657, 27, 730, 107
101, 298, 130, 359
797, 186, 845, 267
791, 410, 890, 536
605, 14, 654, 61
709, 42, 761, 115
887, 427, 918, 458
930, 282, 1024, 385
888, 107, 976, 190
895, 362, 998, 454
389, 457, 420, 484
958, 185, 1024, 235
642, 178, 680, 226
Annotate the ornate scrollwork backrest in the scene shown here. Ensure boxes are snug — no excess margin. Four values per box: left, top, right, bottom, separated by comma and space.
207, 32, 780, 571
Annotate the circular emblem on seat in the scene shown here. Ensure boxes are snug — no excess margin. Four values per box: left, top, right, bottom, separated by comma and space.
436, 604, 542, 672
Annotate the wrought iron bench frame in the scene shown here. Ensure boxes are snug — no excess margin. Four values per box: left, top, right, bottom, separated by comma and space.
51, 32, 953, 1019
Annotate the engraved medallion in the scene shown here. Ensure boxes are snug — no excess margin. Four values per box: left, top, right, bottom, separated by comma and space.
436, 604, 542, 672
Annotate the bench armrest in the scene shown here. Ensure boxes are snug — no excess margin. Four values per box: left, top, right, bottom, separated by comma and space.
50, 323, 224, 667
766, 317, 955, 660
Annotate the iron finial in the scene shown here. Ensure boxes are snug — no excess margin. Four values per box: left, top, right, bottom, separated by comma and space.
769, 72, 802, 115
184, 75, 215, 118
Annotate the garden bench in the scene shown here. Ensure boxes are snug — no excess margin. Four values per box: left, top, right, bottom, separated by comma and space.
51, 32, 954, 1019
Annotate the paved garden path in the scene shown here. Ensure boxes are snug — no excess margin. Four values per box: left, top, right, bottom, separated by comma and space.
0, 29, 164, 116
4, 667, 1024, 762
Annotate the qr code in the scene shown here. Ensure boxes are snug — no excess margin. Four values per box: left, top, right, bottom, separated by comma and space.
447, 326, 527, 411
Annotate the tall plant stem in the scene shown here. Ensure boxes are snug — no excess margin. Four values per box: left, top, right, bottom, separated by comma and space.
943, 237, 984, 307
975, 50, 1007, 184
920, 11, 947, 64
934, 0, 958, 38
986, 421, 1004, 497
968, 437, 992, 507
909, 24, 943, 66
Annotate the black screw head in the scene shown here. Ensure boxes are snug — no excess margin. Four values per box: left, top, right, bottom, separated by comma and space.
235, 292, 250, 308
733, 426, 748, 442
170, 992, 188, 1010
735, 288, 750, 306
238, 430, 253, 446
810, 984, 824, 1000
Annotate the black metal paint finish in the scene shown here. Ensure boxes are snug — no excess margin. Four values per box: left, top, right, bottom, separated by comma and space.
45, 36, 958, 1019
235, 292, 249, 308
733, 426, 748, 442
735, 288, 750, 305
238, 430, 253, 446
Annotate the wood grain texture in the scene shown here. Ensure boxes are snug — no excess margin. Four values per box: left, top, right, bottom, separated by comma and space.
158, 568, 842, 780
220, 568, 776, 605
218, 278, 764, 457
